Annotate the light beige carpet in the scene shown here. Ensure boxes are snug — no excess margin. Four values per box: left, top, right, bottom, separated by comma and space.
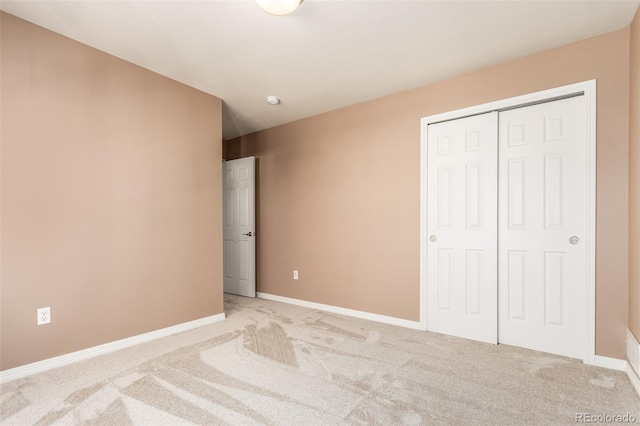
1, 294, 639, 425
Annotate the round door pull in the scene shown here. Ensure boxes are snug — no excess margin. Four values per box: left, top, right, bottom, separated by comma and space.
429, 235, 437, 242
242, 232, 254, 237
569, 236, 580, 245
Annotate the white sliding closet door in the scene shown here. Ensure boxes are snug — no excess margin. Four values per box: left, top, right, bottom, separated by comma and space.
498, 96, 587, 359
426, 112, 498, 344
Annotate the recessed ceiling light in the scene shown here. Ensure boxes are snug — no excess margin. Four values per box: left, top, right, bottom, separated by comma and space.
266, 96, 281, 105
255, 0, 302, 16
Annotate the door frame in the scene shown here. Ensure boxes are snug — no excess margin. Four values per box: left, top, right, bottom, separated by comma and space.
419, 80, 597, 364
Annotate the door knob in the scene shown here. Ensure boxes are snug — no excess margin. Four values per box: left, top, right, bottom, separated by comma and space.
242, 231, 254, 237
429, 235, 437, 242
569, 236, 580, 245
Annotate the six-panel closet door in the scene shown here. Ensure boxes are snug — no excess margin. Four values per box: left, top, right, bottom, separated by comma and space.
426, 96, 588, 359
498, 96, 587, 359
426, 112, 499, 344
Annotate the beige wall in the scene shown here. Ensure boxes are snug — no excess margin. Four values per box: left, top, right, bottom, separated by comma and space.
630, 9, 640, 340
0, 13, 224, 370
227, 29, 631, 359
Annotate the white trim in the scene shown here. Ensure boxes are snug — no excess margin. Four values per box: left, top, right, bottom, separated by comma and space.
584, 82, 597, 366
419, 118, 429, 331
419, 81, 593, 124
626, 363, 640, 398
257, 292, 423, 330
0, 313, 226, 384
592, 355, 627, 371
627, 329, 640, 372
626, 329, 640, 394
419, 80, 597, 364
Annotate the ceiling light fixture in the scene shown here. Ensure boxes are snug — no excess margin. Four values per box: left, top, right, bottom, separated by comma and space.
266, 96, 281, 105
255, 0, 302, 16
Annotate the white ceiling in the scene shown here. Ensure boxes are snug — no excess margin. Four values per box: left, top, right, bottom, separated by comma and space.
2, 0, 639, 140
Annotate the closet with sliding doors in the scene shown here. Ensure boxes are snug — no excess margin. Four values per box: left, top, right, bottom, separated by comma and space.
423, 81, 595, 361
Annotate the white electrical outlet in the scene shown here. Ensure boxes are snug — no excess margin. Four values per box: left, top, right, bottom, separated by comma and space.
37, 307, 51, 325
293, 270, 299, 280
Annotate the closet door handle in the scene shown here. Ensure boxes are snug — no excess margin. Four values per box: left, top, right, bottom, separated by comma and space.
569, 236, 580, 245
242, 232, 254, 237
429, 235, 437, 242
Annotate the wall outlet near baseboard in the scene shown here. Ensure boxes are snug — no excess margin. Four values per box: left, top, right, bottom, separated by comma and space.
37, 307, 51, 325
293, 270, 299, 280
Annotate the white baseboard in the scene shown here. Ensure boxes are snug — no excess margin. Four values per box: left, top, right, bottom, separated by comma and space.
627, 329, 640, 374
257, 292, 423, 330
626, 329, 640, 397
0, 313, 226, 384
592, 355, 627, 371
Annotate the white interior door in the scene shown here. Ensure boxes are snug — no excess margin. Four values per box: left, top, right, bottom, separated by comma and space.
223, 157, 256, 297
426, 112, 498, 344
498, 96, 587, 358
